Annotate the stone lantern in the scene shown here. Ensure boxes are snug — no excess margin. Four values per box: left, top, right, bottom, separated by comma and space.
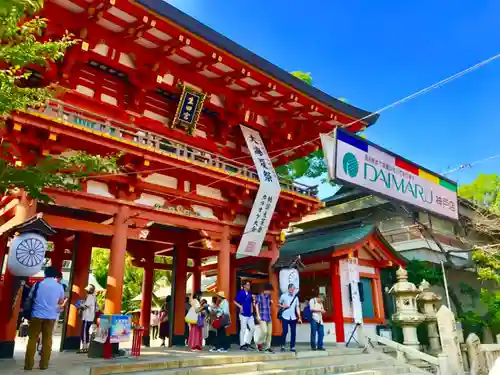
389, 267, 425, 351
417, 279, 442, 354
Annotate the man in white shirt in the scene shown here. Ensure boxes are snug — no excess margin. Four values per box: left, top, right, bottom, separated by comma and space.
309, 293, 326, 351
78, 284, 97, 353
278, 283, 302, 352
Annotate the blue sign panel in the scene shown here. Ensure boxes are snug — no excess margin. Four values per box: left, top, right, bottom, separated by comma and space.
178, 92, 201, 126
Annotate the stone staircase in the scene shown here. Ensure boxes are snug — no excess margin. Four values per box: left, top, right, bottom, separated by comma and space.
98, 347, 432, 375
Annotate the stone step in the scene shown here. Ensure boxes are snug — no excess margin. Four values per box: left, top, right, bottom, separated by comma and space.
94, 349, 371, 375
113, 356, 390, 375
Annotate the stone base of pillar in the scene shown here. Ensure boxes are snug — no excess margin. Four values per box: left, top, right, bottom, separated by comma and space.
0, 340, 15, 359
142, 335, 150, 347
271, 335, 283, 347
62, 336, 81, 351
171, 334, 186, 347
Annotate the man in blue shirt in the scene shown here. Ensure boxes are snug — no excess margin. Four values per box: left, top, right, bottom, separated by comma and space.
24, 267, 65, 371
234, 280, 255, 350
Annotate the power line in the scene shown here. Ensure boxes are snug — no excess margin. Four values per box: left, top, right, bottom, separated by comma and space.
443, 154, 500, 175
267, 52, 500, 163
86, 51, 500, 202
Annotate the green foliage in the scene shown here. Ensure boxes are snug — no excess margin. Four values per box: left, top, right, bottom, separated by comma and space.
290, 71, 312, 85
0, 0, 77, 116
91, 248, 172, 312
458, 174, 500, 213
406, 259, 443, 286
276, 149, 328, 181
473, 249, 500, 284
0, 152, 120, 202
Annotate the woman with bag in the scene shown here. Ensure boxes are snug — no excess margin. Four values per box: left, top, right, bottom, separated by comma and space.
159, 296, 171, 347
185, 291, 205, 351
210, 291, 231, 353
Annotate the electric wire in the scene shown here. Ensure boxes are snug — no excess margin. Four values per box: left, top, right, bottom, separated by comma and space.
443, 153, 500, 175
86, 52, 500, 206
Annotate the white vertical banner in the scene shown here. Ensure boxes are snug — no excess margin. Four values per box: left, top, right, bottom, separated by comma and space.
347, 258, 363, 324
320, 133, 336, 180
237, 125, 281, 258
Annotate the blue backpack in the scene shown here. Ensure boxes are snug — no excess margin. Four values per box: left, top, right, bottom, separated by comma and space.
303, 305, 312, 322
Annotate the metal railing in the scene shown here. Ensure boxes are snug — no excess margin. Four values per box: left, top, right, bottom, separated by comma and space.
28, 101, 318, 198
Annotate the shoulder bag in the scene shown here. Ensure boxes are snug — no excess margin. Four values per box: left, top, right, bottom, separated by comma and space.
23, 282, 40, 321
277, 295, 298, 321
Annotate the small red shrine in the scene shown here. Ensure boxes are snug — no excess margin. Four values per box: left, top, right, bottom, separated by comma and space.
0, 0, 379, 356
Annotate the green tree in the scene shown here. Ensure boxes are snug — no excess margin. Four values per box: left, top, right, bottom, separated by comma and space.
0, 152, 121, 202
290, 71, 312, 85
458, 174, 500, 213
0, 0, 75, 116
90, 248, 172, 312
0, 0, 120, 201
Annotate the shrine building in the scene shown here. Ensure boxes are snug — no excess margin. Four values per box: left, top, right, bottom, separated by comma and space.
0, 0, 385, 356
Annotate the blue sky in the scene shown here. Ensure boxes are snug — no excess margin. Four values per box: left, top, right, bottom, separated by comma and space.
168, 0, 500, 198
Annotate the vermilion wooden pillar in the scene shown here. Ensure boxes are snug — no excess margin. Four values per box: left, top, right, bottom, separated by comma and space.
172, 243, 188, 346
104, 205, 130, 314
192, 257, 201, 293
0, 235, 7, 273
217, 225, 230, 299
50, 239, 65, 273
331, 259, 345, 343
0, 193, 36, 358
269, 241, 282, 338
64, 232, 92, 350
139, 262, 153, 347
228, 254, 237, 336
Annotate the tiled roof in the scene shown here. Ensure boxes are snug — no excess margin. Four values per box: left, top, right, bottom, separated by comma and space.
280, 222, 374, 260
277, 221, 405, 266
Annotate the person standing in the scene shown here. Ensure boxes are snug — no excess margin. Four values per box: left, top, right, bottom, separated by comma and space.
278, 283, 301, 353
234, 280, 255, 351
159, 296, 171, 347
255, 284, 274, 353
309, 293, 326, 351
24, 267, 65, 371
77, 284, 97, 354
151, 311, 159, 341
186, 291, 205, 351
211, 291, 230, 352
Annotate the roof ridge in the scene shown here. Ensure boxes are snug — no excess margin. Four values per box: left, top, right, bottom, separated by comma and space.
286, 220, 372, 242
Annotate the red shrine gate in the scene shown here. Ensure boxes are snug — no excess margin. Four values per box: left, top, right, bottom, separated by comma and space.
0, 0, 378, 357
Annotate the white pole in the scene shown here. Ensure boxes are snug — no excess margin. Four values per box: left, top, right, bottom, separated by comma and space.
441, 261, 452, 308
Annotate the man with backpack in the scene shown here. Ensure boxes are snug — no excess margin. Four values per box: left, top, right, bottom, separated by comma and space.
309, 293, 326, 351
24, 267, 65, 371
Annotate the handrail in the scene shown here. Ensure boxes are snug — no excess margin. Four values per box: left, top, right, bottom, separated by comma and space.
366, 334, 447, 375
26, 100, 319, 198
367, 335, 438, 365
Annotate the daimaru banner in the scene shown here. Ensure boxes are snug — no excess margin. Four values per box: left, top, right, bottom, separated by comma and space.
322, 129, 458, 221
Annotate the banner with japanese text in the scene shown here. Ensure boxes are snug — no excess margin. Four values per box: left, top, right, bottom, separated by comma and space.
346, 258, 363, 324
236, 125, 281, 258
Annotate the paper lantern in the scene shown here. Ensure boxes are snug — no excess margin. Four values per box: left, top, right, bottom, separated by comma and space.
279, 268, 300, 295
7, 232, 48, 277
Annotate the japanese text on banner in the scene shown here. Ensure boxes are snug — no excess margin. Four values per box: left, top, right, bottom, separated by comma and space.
237, 126, 281, 258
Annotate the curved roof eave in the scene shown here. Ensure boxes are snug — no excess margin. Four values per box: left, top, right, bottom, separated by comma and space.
135, 0, 379, 127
